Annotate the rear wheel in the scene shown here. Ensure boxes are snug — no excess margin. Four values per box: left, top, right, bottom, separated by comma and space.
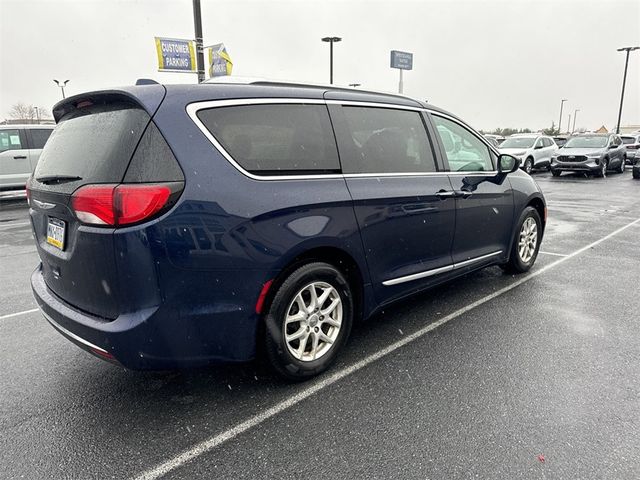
264, 262, 353, 381
502, 207, 542, 274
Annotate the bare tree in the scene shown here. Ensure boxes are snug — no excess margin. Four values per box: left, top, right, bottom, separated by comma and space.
8, 103, 51, 124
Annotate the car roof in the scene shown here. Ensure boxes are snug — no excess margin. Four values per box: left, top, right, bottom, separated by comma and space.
0, 124, 54, 129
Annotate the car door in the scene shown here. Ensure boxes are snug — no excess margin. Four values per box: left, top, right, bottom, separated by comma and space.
532, 137, 545, 165
328, 102, 456, 303
25, 128, 53, 171
429, 113, 514, 266
0, 128, 32, 189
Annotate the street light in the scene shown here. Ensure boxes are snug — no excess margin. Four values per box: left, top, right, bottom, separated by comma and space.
321, 36, 342, 84
349, 83, 361, 88
558, 99, 568, 134
572, 109, 580, 133
53, 79, 70, 99
615, 46, 640, 134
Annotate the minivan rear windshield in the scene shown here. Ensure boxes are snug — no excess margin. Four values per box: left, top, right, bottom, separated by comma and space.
34, 102, 150, 186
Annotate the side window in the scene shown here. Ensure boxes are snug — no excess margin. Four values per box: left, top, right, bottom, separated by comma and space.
543, 138, 553, 147
339, 106, 436, 174
0, 129, 23, 152
28, 129, 53, 149
197, 104, 340, 175
431, 116, 494, 172
534, 138, 543, 148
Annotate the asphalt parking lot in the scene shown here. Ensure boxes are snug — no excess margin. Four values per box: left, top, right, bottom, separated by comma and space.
1, 170, 639, 479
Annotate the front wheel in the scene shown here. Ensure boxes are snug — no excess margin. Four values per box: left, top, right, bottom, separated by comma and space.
617, 157, 626, 174
596, 159, 608, 178
523, 158, 534, 174
264, 262, 353, 381
502, 207, 542, 274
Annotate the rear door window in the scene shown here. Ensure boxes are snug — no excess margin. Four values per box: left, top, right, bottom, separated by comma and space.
196, 104, 340, 175
0, 129, 23, 152
34, 102, 150, 187
337, 106, 437, 174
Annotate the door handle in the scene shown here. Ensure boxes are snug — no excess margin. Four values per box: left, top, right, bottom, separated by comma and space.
13, 155, 27, 159
436, 190, 457, 199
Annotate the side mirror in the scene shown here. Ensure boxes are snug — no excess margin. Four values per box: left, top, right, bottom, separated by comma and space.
534, 144, 543, 149
608, 144, 616, 149
498, 154, 520, 174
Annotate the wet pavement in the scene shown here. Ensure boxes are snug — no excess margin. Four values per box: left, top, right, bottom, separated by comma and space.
1, 170, 639, 479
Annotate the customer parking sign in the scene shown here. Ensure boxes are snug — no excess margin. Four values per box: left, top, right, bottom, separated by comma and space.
155, 37, 197, 73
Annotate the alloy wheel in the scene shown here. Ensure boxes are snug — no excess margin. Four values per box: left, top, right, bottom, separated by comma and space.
518, 217, 538, 263
284, 282, 343, 362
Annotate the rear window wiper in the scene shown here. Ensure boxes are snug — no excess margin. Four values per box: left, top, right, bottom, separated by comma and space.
35, 175, 82, 184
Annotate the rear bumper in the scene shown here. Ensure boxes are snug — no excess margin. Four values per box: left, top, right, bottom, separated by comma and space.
31, 265, 259, 369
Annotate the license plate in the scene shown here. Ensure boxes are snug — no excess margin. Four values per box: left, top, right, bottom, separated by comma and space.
46, 217, 66, 250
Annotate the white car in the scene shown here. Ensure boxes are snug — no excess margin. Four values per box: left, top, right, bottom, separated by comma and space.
0, 124, 54, 190
499, 134, 558, 174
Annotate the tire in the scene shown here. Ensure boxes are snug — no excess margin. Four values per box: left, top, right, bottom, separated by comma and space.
523, 157, 534, 174
633, 168, 640, 180
595, 159, 608, 178
551, 169, 561, 177
264, 262, 353, 381
617, 157, 626, 174
502, 207, 542, 274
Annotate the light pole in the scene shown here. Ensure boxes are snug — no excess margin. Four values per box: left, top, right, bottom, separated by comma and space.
558, 99, 568, 134
192, 0, 205, 83
34, 106, 40, 124
567, 114, 572, 134
572, 109, 580, 133
321, 36, 342, 84
349, 83, 361, 88
615, 46, 639, 133
53, 79, 69, 99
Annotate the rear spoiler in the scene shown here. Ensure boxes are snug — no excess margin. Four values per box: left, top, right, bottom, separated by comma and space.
52, 85, 167, 123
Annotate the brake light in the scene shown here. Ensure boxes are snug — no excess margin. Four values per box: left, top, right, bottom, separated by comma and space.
72, 184, 172, 226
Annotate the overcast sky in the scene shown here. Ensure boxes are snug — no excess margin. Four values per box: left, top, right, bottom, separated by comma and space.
1, 0, 639, 131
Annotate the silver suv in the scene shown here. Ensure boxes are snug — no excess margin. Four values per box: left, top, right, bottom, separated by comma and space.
0, 125, 54, 190
499, 134, 558, 174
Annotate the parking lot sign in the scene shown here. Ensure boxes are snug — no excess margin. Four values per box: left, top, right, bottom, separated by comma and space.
155, 37, 197, 73
390, 50, 413, 70
208, 43, 233, 77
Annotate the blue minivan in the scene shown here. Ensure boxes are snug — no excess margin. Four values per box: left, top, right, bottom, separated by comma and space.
28, 80, 545, 379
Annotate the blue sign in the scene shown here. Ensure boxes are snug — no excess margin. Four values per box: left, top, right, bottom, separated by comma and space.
155, 37, 197, 73
390, 50, 413, 70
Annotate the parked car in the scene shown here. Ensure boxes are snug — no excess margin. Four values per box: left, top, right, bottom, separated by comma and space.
28, 81, 546, 379
621, 134, 640, 165
483, 135, 499, 148
0, 125, 54, 190
550, 133, 627, 177
553, 136, 568, 147
483, 134, 505, 146
499, 134, 557, 173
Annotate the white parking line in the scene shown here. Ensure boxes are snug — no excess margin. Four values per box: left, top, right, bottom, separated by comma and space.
133, 216, 640, 480
0, 222, 30, 229
0, 308, 39, 320
539, 251, 568, 257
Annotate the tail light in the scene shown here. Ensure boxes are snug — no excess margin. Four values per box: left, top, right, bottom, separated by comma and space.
72, 183, 178, 226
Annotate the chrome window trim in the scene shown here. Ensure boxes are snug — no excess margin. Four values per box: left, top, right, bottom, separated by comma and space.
41, 310, 109, 354
382, 250, 503, 286
186, 98, 500, 181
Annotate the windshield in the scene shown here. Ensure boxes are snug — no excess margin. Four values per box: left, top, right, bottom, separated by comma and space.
500, 137, 536, 149
621, 137, 636, 145
564, 136, 608, 148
